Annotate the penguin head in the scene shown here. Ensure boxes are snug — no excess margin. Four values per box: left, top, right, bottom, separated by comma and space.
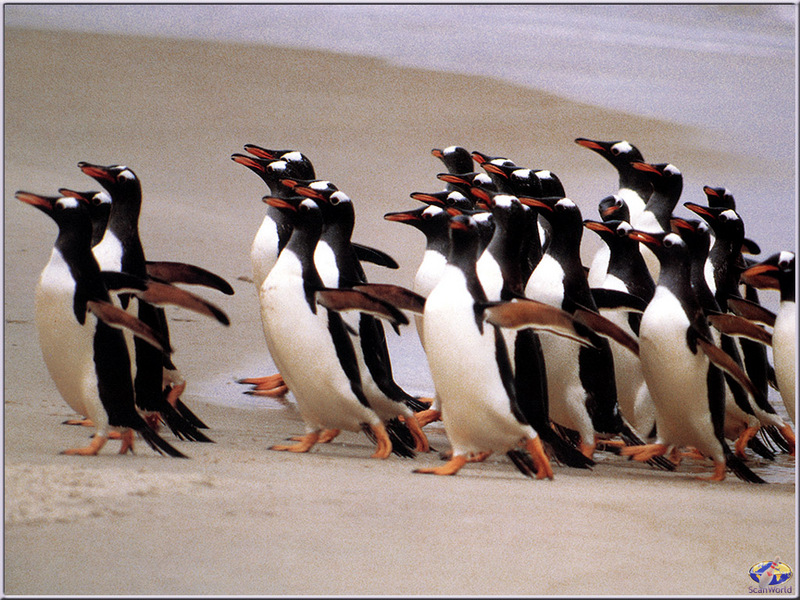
575, 138, 644, 166
671, 217, 711, 257
78, 162, 140, 198
16, 191, 93, 239
431, 146, 473, 174
741, 251, 795, 298
598, 194, 630, 222
702, 185, 736, 210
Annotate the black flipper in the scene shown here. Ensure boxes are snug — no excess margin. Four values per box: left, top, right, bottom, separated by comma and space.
352, 243, 399, 270
146, 261, 235, 295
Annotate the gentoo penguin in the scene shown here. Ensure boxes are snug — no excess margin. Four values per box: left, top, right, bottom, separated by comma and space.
670, 217, 777, 459
474, 191, 595, 469
683, 203, 793, 452
17, 191, 186, 457
78, 162, 227, 442
522, 195, 654, 460
583, 217, 656, 437
415, 213, 592, 476
629, 161, 683, 282
259, 196, 414, 458
620, 230, 765, 482
742, 253, 796, 426
285, 181, 433, 434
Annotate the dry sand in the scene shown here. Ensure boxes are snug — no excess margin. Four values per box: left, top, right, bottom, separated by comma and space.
3, 28, 795, 596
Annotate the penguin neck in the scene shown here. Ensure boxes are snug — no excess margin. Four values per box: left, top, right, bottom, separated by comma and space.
606, 240, 655, 301
486, 218, 526, 297
449, 234, 487, 304
618, 167, 652, 203
643, 189, 680, 231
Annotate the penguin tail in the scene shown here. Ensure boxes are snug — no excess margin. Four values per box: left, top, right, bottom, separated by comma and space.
161, 405, 215, 443
724, 445, 767, 484
385, 418, 417, 458
759, 425, 793, 454
506, 449, 538, 478
538, 427, 595, 469
172, 397, 210, 430
137, 426, 189, 458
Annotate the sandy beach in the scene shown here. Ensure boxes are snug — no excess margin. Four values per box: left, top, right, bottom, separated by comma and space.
3, 27, 796, 596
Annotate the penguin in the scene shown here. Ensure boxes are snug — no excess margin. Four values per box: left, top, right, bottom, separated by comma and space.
17, 191, 187, 457
522, 195, 656, 460
474, 190, 595, 469
259, 196, 413, 458
415, 213, 593, 477
670, 217, 778, 459
285, 181, 433, 439
683, 203, 793, 452
742, 252, 796, 427
78, 162, 228, 442
620, 230, 766, 483
583, 217, 656, 437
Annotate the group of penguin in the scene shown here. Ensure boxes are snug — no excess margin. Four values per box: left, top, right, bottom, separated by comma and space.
21, 138, 795, 485
18, 163, 234, 458
234, 139, 795, 484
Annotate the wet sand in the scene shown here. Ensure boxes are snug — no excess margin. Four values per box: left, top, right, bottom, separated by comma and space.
3, 28, 795, 596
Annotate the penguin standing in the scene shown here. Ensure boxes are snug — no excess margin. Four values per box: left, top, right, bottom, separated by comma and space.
17, 191, 186, 457
78, 162, 228, 442
621, 230, 765, 482
259, 197, 412, 458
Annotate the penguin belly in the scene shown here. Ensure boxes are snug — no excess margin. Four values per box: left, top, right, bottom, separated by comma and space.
251, 216, 280, 290
34, 254, 108, 430
413, 249, 447, 347
639, 288, 722, 460
525, 255, 595, 442
259, 258, 378, 432
424, 271, 532, 456
773, 301, 796, 421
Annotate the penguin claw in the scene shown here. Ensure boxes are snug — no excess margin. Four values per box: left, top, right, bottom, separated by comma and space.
62, 417, 95, 427
734, 426, 761, 458
414, 408, 442, 427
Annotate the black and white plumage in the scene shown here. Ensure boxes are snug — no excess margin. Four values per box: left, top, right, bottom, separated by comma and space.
621, 230, 766, 483
18, 190, 186, 457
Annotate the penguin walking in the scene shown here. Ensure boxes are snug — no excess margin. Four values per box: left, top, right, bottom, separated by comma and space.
415, 214, 593, 477
17, 191, 186, 457
621, 230, 765, 483
259, 197, 412, 458
285, 181, 432, 450
522, 195, 655, 460
79, 162, 229, 442
742, 253, 796, 427
583, 216, 656, 437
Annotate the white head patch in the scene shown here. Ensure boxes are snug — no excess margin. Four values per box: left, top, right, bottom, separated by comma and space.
268, 160, 288, 173
57, 197, 81, 210
493, 194, 516, 208
310, 180, 333, 191
664, 164, 680, 176
612, 141, 633, 154
282, 151, 303, 163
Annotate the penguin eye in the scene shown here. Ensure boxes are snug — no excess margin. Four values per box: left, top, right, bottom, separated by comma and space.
611, 147, 620, 156
329, 195, 340, 206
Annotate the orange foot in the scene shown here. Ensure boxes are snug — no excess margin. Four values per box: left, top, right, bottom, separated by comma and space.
620, 442, 669, 462
580, 439, 596, 459
779, 424, 796, 456
290, 429, 340, 444
62, 417, 94, 427
527, 436, 554, 480
734, 425, 760, 458
467, 451, 492, 463
414, 454, 468, 476
239, 374, 289, 398
118, 430, 136, 455
271, 431, 320, 453
404, 415, 431, 453
695, 460, 726, 482
415, 408, 441, 428
369, 423, 393, 459
61, 434, 108, 456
